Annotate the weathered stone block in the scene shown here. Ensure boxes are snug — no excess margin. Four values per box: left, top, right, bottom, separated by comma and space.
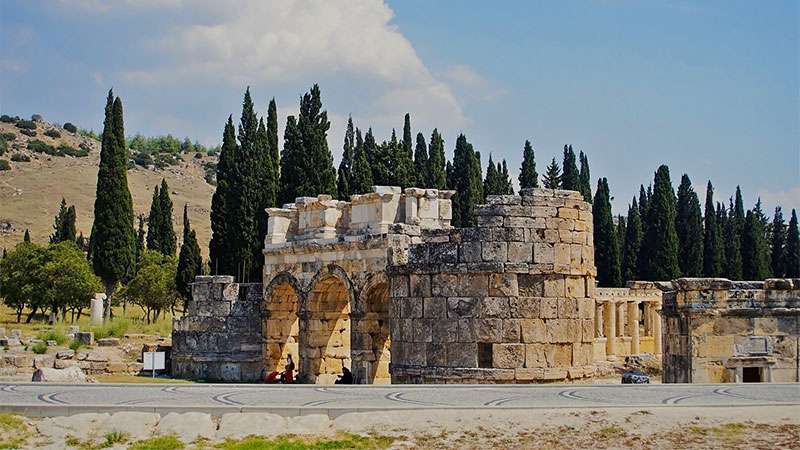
492, 343, 525, 368
539, 297, 559, 319
544, 276, 566, 298
521, 318, 547, 343
390, 275, 409, 297
409, 274, 431, 297
429, 242, 458, 263
447, 343, 478, 367
533, 242, 554, 264
545, 343, 573, 367
447, 297, 478, 318
501, 319, 521, 342
479, 297, 510, 318
510, 297, 540, 318
457, 319, 476, 343
423, 297, 447, 319
474, 318, 502, 343
489, 273, 518, 297
400, 297, 423, 319
507, 242, 533, 263
482, 242, 507, 262
557, 298, 578, 319
431, 273, 459, 297
572, 343, 593, 366
518, 274, 545, 297
459, 241, 482, 263
432, 319, 459, 343
426, 342, 447, 366
525, 343, 547, 367
413, 319, 433, 343
457, 274, 489, 297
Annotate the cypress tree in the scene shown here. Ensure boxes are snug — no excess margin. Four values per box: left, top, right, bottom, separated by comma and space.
703, 181, 724, 277
90, 91, 135, 318
281, 84, 336, 201
146, 184, 162, 252
157, 179, 177, 256
176, 203, 203, 308
616, 214, 627, 273
209, 116, 236, 275
638, 185, 649, 225
622, 198, 643, 282
518, 140, 538, 189
742, 209, 770, 280
451, 134, 481, 227
483, 154, 499, 198
784, 209, 800, 277
402, 113, 414, 186
364, 128, 391, 187
593, 178, 622, 287
50, 198, 77, 244
413, 132, 428, 188
723, 199, 743, 279
676, 174, 703, 276
770, 207, 786, 277
500, 160, 513, 194
337, 116, 355, 200
135, 214, 145, 272
542, 157, 561, 189
578, 151, 592, 203
643, 165, 680, 281
267, 98, 279, 182
560, 145, 579, 191
23, 229, 30, 243
445, 160, 454, 190
350, 128, 373, 194
427, 129, 447, 189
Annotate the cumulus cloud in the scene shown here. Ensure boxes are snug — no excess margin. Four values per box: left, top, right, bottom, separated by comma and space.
442, 64, 506, 102
758, 186, 800, 214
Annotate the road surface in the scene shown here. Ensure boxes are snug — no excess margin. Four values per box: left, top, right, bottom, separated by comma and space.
0, 382, 798, 417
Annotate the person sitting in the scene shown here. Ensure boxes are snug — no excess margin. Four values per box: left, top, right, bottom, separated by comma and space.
335, 367, 353, 384
283, 354, 295, 384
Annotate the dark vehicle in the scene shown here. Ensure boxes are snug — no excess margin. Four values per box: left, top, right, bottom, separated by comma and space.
621, 370, 650, 384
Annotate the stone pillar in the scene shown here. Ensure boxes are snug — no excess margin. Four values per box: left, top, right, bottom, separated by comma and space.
653, 306, 662, 355
90, 294, 105, 326
604, 301, 616, 355
595, 303, 604, 337
628, 301, 640, 355
616, 302, 626, 337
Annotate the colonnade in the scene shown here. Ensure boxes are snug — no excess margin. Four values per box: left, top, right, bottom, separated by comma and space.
593, 288, 662, 360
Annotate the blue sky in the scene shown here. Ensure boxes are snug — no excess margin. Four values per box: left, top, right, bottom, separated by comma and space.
1, 0, 797, 214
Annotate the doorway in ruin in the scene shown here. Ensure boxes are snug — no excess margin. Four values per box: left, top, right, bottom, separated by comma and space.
263, 281, 301, 378
305, 275, 351, 384
358, 278, 391, 384
742, 367, 762, 383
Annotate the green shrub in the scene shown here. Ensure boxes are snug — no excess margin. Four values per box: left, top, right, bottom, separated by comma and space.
0, 159, 9, 171
92, 319, 129, 340
11, 153, 30, 162
0, 115, 17, 123
132, 151, 153, 167
0, 139, 6, 156
69, 339, 83, 352
63, 122, 78, 133
27, 140, 56, 155
0, 132, 15, 141
31, 342, 47, 354
58, 144, 88, 157
19, 129, 36, 137
15, 120, 36, 130
44, 129, 61, 139
30, 114, 42, 122
128, 435, 184, 450
38, 329, 67, 346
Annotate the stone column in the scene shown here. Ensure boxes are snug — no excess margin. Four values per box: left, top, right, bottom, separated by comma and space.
628, 301, 640, 355
604, 301, 616, 355
616, 302, 626, 337
595, 303, 604, 337
90, 294, 105, 326
653, 306, 662, 355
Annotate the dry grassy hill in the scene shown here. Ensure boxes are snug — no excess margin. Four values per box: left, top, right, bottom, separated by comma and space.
0, 120, 215, 256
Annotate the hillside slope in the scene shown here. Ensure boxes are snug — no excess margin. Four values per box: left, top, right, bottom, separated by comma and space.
0, 121, 215, 256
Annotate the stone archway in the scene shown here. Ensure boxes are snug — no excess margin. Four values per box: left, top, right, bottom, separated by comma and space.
304, 270, 353, 384
263, 273, 302, 376
353, 274, 391, 384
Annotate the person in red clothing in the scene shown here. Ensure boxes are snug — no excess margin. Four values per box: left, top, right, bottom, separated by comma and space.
283, 354, 295, 384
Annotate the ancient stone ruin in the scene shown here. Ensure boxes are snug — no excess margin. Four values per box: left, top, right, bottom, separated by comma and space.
172, 186, 670, 383
661, 278, 800, 383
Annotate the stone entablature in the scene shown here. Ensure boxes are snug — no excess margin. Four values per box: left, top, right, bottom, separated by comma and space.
264, 186, 454, 243
388, 188, 598, 383
661, 278, 800, 383
594, 282, 664, 361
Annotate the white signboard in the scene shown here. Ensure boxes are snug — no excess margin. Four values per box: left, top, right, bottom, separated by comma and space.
143, 352, 166, 371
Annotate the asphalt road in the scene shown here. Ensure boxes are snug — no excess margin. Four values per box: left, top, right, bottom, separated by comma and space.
1, 382, 798, 417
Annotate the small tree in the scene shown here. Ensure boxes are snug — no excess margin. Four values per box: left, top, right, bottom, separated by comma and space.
518, 140, 538, 189
176, 204, 203, 311
122, 250, 178, 323
542, 158, 561, 189
0, 242, 46, 322
50, 198, 77, 244
41, 242, 102, 322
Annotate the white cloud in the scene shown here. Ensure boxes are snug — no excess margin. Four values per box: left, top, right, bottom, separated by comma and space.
758, 186, 800, 214
442, 64, 507, 102
0, 59, 27, 75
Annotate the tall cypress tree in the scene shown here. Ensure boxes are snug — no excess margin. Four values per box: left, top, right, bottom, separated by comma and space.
622, 198, 643, 282
50, 198, 77, 244
427, 129, 446, 189
413, 132, 428, 188
23, 229, 30, 243
742, 209, 770, 280
91, 90, 135, 319
518, 140, 538, 189
267, 98, 279, 182
723, 198, 743, 279
337, 116, 355, 200
676, 174, 703, 276
350, 128, 373, 194
542, 158, 561, 189
279, 116, 302, 204
785, 209, 800, 277
146, 184, 162, 252
578, 151, 592, 203
363, 128, 391, 187
703, 181, 724, 277
483, 154, 499, 199
402, 113, 414, 186
593, 178, 622, 287
209, 116, 237, 275
500, 160, 513, 194
135, 214, 145, 272
770, 207, 786, 277
176, 203, 203, 308
451, 134, 481, 227
157, 179, 177, 256
643, 165, 680, 281
560, 145, 579, 191
616, 214, 627, 274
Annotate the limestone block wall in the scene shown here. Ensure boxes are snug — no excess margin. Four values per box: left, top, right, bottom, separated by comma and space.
662, 278, 800, 383
388, 188, 597, 383
172, 276, 264, 382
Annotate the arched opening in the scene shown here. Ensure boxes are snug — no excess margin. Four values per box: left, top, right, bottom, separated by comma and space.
263, 281, 301, 376
305, 275, 351, 384
357, 279, 391, 384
